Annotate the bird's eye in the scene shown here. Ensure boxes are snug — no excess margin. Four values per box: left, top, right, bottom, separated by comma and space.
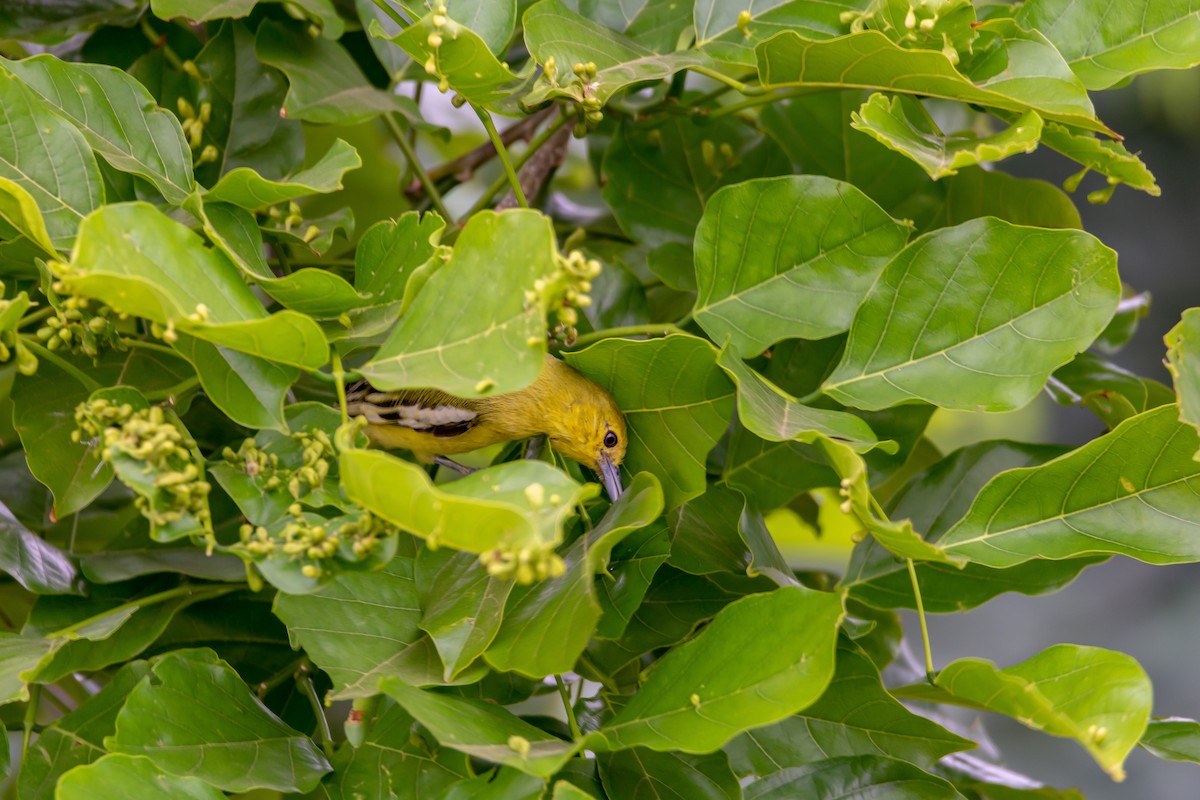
603, 431, 619, 448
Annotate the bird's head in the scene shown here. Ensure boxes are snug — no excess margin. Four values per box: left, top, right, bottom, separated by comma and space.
544, 370, 627, 501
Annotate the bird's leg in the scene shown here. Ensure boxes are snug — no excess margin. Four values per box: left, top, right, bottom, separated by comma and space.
433, 456, 475, 475
523, 435, 546, 461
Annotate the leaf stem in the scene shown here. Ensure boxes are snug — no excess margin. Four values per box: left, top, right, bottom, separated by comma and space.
685, 65, 768, 96
144, 376, 201, 403
17, 306, 54, 330
138, 17, 183, 71
256, 655, 309, 699
21, 683, 39, 765
331, 351, 349, 426
905, 558, 936, 682
49, 583, 243, 639
369, 0, 411, 28
465, 113, 569, 217
570, 323, 680, 348
473, 106, 527, 208
384, 112, 452, 222
121, 338, 178, 358
703, 87, 823, 119
555, 674, 582, 740
19, 338, 101, 392
297, 663, 335, 758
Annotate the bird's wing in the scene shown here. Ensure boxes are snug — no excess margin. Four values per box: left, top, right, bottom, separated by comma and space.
345, 382, 485, 438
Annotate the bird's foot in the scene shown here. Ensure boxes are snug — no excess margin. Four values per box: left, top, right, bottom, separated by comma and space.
433, 456, 475, 475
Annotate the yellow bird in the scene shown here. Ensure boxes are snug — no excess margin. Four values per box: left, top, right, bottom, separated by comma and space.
345, 354, 627, 499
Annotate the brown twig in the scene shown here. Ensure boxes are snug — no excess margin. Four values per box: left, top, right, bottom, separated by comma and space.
496, 123, 572, 210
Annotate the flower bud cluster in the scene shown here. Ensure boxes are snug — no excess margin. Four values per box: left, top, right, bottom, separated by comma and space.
525, 249, 602, 346
266, 201, 321, 244
422, 4, 453, 93
842, 0, 973, 64
238, 508, 393, 578
479, 544, 567, 585
222, 427, 335, 498
75, 399, 211, 530
177, 97, 219, 166
0, 286, 37, 375
35, 294, 123, 360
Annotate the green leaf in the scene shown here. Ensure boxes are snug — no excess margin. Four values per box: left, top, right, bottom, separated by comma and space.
851, 94, 1042, 179
0, 0, 145, 44
567, 0, 693, 52
726, 641, 973, 773
3, 54, 194, 205
17, 661, 149, 799
106, 648, 331, 792
939, 405, 1200, 566
1036, 120, 1160, 196
1140, 717, 1200, 764
598, 748, 741, 800
379, 676, 581, 777
171, 334, 295, 431
895, 645, 1151, 781
355, 212, 448, 307
484, 472, 663, 677
325, 699, 471, 799
523, 0, 711, 107
0, 499, 78, 594
151, 0, 256, 21
373, 14, 522, 110
204, 138, 360, 209
566, 335, 736, 509
11, 355, 113, 517
584, 585, 844, 752
0, 69, 103, 250
844, 440, 1103, 613
57, 754, 224, 800
342, 452, 591, 556
693, 175, 910, 354
739, 755, 964, 799
61, 202, 329, 369
397, 0, 516, 54
361, 209, 554, 396
272, 556, 423, 697
416, 547, 514, 680
756, 30, 1109, 134
760, 91, 941, 229
718, 347, 889, 454
256, 20, 410, 124
0, 177, 63, 258
440, 767, 548, 799
1051, 351, 1174, 428
937, 167, 1081, 229
602, 115, 790, 248
1016, 0, 1200, 90
824, 217, 1120, 411
668, 485, 796, 587
0, 632, 58, 704
595, 520, 671, 638
695, 0, 862, 66
23, 581, 207, 681
1165, 308, 1200, 446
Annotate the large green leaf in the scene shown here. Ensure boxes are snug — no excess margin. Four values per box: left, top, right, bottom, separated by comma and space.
373, 13, 522, 110
824, 217, 1120, 411
0, 69, 103, 250
584, 586, 843, 752
0, 499, 78, 594
523, 0, 710, 107
598, 748, 741, 800
756, 30, 1108, 134
17, 661, 149, 799
844, 440, 1103, 613
57, 754, 223, 800
695, 0, 864, 66
342, 452, 590, 556
1017, 0, 1200, 90
0, 0, 145, 44
484, 472, 663, 677
726, 642, 972, 773
361, 209, 554, 396
563, 0, 693, 52
851, 93, 1042, 179
602, 115, 789, 248
272, 556, 423, 697
380, 676, 581, 777
896, 645, 1151, 781
416, 547, 514, 680
1165, 307, 1200, 446
106, 648, 332, 792
204, 138, 360, 209
739, 755, 964, 799
325, 699, 471, 800
718, 347, 889, 454
566, 335, 735, 509
939, 405, 1200, 566
171, 333, 296, 432
936, 166, 1082, 230
3, 55, 194, 205
693, 175, 910, 355
256, 20, 408, 124
61, 202, 329, 369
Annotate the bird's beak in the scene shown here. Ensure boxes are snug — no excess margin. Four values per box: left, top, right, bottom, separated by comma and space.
596, 452, 623, 501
